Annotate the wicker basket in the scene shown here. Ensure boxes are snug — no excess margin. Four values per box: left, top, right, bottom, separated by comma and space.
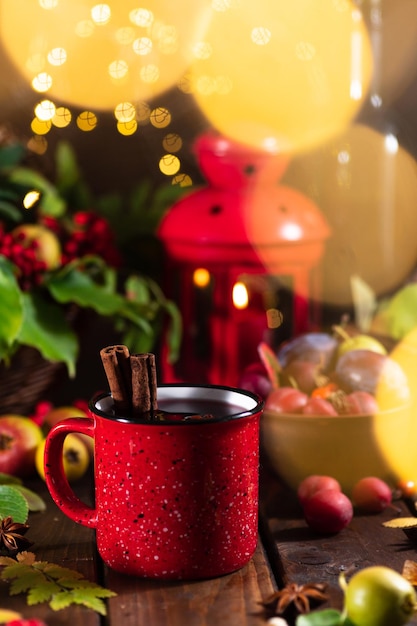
0, 347, 65, 415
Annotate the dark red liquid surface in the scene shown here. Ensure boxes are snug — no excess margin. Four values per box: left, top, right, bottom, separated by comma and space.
151, 398, 247, 422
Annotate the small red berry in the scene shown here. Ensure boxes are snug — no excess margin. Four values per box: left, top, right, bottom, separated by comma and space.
303, 488, 353, 534
297, 475, 342, 506
352, 476, 392, 513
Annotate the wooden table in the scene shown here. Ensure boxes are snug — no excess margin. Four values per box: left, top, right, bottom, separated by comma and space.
3, 460, 417, 626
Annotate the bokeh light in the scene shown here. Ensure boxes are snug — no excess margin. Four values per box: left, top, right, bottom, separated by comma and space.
193, 267, 210, 288
159, 154, 180, 176
283, 123, 417, 306
150, 107, 171, 128
189, 0, 373, 154
0, 0, 212, 109
76, 111, 98, 131
52, 107, 72, 128
362, 0, 417, 109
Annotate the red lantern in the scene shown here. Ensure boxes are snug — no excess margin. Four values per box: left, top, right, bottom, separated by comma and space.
158, 133, 331, 386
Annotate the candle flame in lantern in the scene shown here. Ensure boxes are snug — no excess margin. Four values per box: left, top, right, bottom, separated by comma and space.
232, 282, 249, 310
193, 268, 210, 288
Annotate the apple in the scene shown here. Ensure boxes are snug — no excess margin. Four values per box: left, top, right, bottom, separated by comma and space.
277, 332, 338, 372
43, 405, 94, 455
12, 224, 61, 270
265, 387, 308, 413
301, 397, 338, 416
0, 415, 43, 477
36, 434, 90, 482
341, 390, 379, 415
281, 359, 323, 395
337, 334, 387, 358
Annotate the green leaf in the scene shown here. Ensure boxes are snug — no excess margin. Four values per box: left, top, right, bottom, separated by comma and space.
67, 589, 111, 615
9, 569, 44, 594
373, 284, 417, 340
163, 299, 182, 364
0, 552, 116, 616
0, 473, 23, 485
0, 199, 22, 222
12, 485, 46, 512
54, 141, 82, 190
350, 274, 377, 332
47, 264, 125, 316
48, 590, 74, 611
0, 485, 29, 523
296, 608, 345, 626
1, 562, 34, 580
0, 144, 25, 169
27, 580, 61, 604
40, 562, 83, 580
0, 257, 23, 358
18, 291, 78, 377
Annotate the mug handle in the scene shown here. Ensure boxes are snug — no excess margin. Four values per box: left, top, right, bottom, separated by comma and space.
44, 417, 98, 529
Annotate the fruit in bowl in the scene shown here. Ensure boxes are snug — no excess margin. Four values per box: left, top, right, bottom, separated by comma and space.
238, 329, 413, 493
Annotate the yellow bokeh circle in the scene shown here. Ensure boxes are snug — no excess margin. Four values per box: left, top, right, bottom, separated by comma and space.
0, 0, 212, 110
159, 154, 180, 175
284, 123, 417, 306
190, 0, 373, 154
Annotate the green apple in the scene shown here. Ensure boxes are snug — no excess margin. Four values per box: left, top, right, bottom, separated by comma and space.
333, 325, 387, 358
338, 334, 387, 358
0, 415, 43, 477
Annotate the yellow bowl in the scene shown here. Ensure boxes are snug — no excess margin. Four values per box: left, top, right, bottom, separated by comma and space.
261, 404, 414, 494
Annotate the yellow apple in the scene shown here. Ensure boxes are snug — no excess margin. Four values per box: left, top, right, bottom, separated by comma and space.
12, 223, 61, 269
0, 415, 43, 477
36, 434, 90, 483
43, 405, 94, 455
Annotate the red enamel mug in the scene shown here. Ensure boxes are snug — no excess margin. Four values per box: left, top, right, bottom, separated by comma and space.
44, 384, 264, 580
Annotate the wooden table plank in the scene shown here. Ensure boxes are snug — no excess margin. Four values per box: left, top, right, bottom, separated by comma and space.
1, 475, 278, 626
259, 461, 417, 624
104, 540, 276, 626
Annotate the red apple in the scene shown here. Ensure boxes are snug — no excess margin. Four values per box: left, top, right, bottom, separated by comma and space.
0, 415, 43, 477
301, 397, 338, 416
265, 387, 308, 413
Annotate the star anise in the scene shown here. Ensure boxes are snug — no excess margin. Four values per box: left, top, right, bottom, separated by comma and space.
262, 581, 328, 616
0, 516, 33, 554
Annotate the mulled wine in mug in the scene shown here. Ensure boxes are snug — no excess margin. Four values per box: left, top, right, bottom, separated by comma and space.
43, 383, 264, 580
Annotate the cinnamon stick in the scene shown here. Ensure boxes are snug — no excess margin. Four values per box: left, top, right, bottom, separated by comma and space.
100, 345, 158, 417
100, 345, 132, 413
130, 352, 158, 414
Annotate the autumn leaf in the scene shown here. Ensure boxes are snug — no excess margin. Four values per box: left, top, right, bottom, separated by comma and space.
382, 518, 417, 529
0, 551, 116, 616
402, 560, 417, 586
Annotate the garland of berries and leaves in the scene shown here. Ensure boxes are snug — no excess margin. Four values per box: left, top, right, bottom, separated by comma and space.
0, 133, 182, 376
